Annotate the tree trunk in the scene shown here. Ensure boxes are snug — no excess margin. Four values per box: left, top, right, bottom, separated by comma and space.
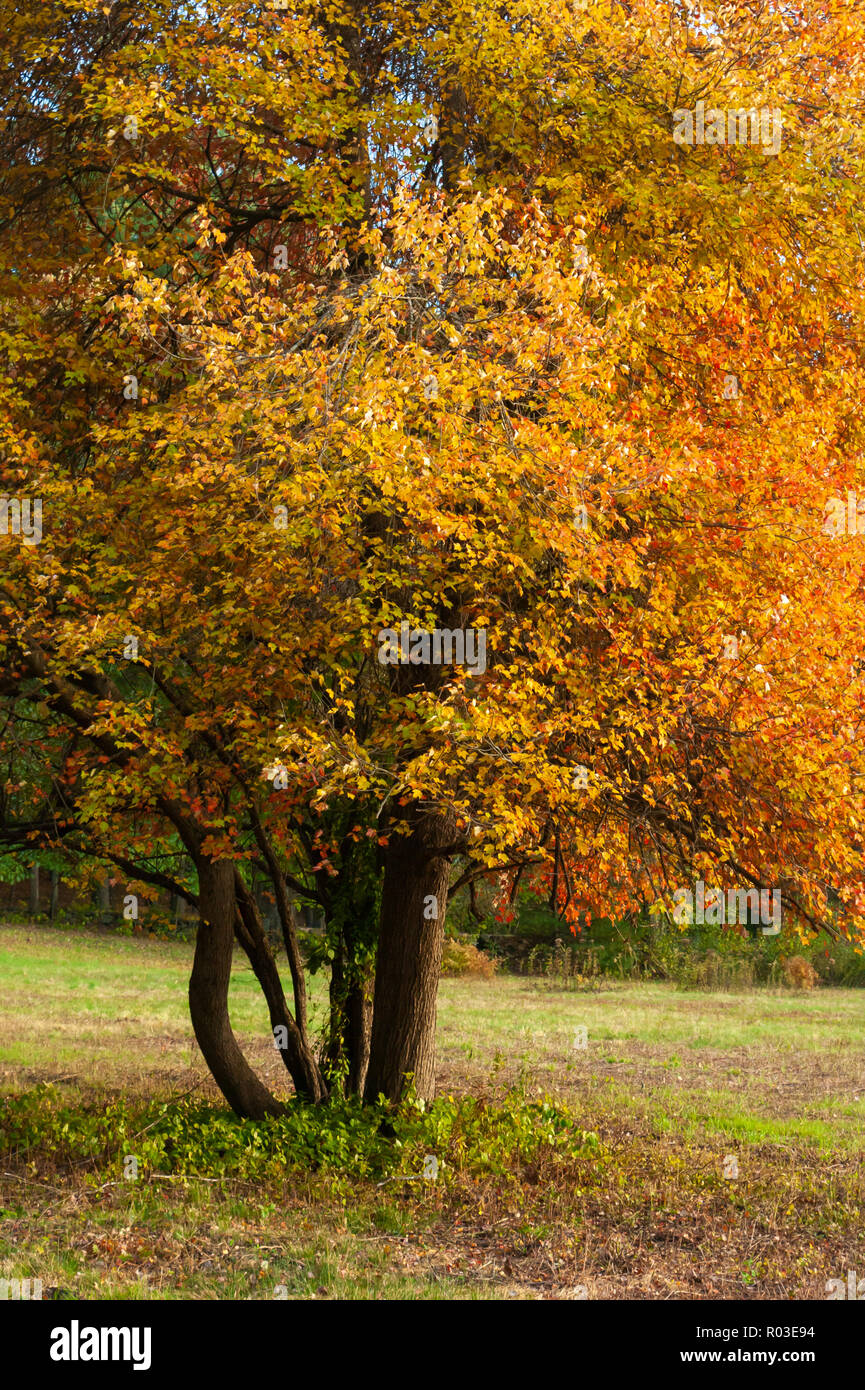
363, 809, 455, 1104
189, 858, 284, 1119
50, 870, 60, 921
248, 818, 312, 1037
344, 976, 372, 1095
233, 871, 327, 1102
28, 864, 40, 918
320, 822, 379, 1097
325, 937, 373, 1097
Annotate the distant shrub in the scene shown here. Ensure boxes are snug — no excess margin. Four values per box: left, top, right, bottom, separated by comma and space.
441, 940, 497, 978
809, 937, 865, 987
783, 955, 819, 989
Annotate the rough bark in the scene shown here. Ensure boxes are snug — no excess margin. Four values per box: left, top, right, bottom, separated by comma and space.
189, 858, 284, 1119
363, 809, 455, 1104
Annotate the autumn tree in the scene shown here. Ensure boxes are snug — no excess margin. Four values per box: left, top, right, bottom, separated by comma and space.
2, 0, 865, 1114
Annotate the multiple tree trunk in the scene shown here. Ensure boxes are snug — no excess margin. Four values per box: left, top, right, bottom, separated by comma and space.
181, 806, 456, 1118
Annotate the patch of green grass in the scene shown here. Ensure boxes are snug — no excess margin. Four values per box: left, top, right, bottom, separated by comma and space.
438, 975, 865, 1055
694, 1106, 839, 1150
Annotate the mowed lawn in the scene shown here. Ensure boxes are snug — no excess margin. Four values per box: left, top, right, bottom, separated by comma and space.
1, 923, 863, 1300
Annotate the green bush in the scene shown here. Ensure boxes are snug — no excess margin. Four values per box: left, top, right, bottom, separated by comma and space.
0, 1084, 599, 1188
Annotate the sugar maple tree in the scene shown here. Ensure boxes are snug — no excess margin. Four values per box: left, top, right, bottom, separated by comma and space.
1, 0, 864, 1112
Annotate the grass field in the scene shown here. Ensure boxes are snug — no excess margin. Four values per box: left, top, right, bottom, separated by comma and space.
1, 923, 863, 1300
